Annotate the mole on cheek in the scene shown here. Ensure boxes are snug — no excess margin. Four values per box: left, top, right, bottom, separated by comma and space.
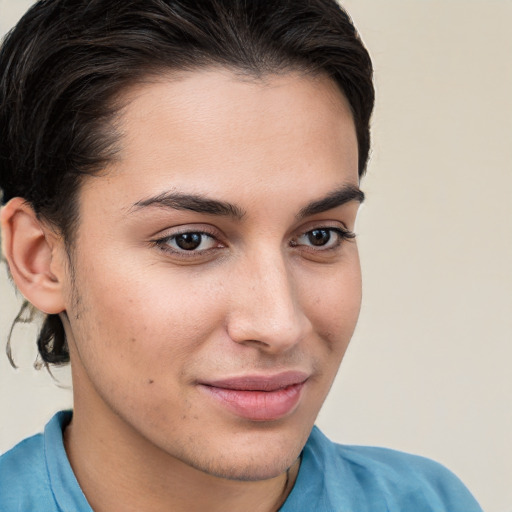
147, 379, 154, 384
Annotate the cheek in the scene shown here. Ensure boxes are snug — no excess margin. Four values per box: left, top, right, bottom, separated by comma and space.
301, 255, 362, 347
68, 257, 226, 377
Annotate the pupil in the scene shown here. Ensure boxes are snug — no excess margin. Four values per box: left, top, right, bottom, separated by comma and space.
308, 229, 330, 246
176, 233, 202, 250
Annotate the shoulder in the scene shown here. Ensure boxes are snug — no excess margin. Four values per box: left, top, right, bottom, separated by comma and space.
283, 427, 483, 512
0, 411, 73, 512
0, 431, 55, 510
339, 442, 479, 507
0, 431, 46, 476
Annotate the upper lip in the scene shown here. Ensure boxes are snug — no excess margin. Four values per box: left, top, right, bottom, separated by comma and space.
199, 371, 309, 392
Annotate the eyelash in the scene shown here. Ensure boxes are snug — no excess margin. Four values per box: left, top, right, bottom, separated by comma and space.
153, 228, 221, 257
291, 227, 355, 251
152, 226, 355, 258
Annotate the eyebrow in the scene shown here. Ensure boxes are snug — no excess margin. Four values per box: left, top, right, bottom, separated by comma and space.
131, 191, 246, 220
297, 184, 365, 219
130, 183, 364, 220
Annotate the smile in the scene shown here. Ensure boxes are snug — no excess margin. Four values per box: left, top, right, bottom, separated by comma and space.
198, 372, 309, 421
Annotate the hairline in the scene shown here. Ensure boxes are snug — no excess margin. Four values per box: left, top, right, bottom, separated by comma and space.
60, 63, 355, 252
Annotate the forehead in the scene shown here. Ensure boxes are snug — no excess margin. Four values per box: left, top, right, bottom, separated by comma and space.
80, 68, 358, 212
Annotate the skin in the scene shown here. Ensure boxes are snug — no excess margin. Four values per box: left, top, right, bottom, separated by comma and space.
2, 68, 362, 512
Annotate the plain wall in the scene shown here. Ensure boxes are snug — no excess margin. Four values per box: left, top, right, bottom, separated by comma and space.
1, 1, 511, 511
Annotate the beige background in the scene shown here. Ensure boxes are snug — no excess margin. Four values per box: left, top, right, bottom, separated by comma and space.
1, 1, 511, 511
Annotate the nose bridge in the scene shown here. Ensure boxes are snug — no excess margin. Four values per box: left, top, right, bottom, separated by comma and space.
227, 247, 309, 351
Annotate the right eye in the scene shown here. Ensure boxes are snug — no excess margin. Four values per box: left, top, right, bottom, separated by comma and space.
155, 231, 220, 254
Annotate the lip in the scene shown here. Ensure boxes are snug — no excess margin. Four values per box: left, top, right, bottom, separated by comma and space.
198, 371, 309, 421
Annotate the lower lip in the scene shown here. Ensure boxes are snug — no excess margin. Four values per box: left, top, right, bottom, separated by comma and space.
199, 382, 305, 421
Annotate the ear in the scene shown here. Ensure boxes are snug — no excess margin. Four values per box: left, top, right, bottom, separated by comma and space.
1, 198, 67, 314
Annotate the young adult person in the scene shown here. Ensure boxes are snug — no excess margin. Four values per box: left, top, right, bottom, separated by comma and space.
0, 1, 483, 511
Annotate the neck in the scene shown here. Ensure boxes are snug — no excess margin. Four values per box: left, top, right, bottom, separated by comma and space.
64, 398, 300, 512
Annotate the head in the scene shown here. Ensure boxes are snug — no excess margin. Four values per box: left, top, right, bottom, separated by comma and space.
0, 0, 373, 482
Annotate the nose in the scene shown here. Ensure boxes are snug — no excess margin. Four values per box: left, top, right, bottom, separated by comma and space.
226, 251, 312, 354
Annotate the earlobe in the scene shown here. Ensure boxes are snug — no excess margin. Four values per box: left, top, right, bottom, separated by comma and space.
1, 198, 67, 314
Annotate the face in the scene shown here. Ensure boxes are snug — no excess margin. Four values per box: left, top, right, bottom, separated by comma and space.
61, 68, 362, 481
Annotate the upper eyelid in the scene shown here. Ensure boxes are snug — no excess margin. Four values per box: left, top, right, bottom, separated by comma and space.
152, 230, 223, 259
295, 221, 354, 237
151, 224, 222, 248
299, 226, 355, 238
156, 230, 220, 247
151, 222, 355, 245
290, 226, 356, 250
152, 224, 221, 240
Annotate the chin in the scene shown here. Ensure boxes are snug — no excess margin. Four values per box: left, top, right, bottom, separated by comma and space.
196, 451, 298, 482
182, 426, 308, 482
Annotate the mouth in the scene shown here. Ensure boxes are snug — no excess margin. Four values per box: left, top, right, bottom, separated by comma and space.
198, 371, 309, 422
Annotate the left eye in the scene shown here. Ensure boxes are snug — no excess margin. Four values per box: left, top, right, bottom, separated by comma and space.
295, 228, 353, 249
161, 232, 217, 252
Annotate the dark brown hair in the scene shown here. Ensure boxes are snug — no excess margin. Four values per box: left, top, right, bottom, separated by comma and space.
0, 0, 374, 365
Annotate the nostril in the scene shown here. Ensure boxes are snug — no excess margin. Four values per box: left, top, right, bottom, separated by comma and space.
226, 257, 311, 350
227, 310, 310, 354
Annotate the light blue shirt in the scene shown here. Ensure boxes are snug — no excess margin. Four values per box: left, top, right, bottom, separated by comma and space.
0, 411, 482, 511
